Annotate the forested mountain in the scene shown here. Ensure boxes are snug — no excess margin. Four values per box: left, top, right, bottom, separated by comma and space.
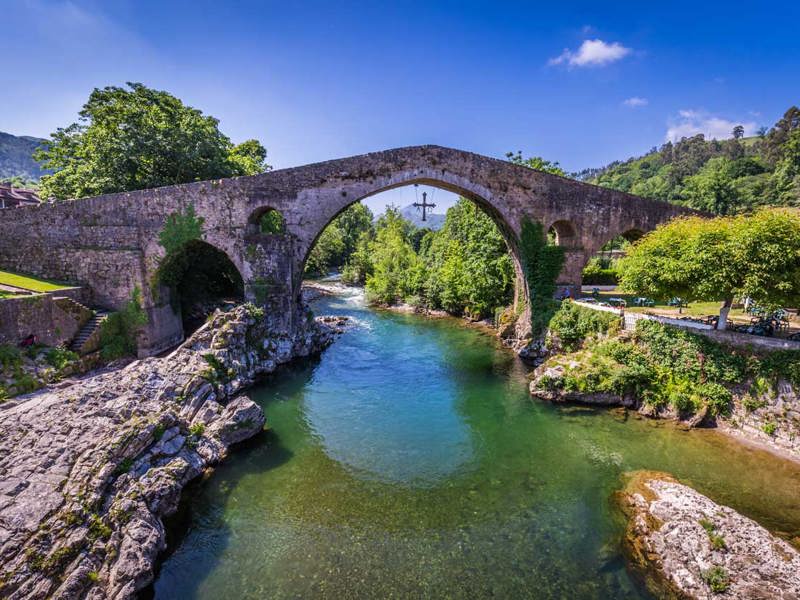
0, 131, 47, 183
576, 106, 800, 214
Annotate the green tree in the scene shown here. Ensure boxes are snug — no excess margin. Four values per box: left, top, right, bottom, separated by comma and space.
341, 230, 374, 284
774, 128, 800, 205
305, 203, 374, 276
305, 226, 346, 277
618, 210, 800, 329
158, 205, 204, 254
682, 157, 737, 214
229, 139, 271, 175
422, 199, 514, 318
336, 202, 374, 257
506, 151, 567, 176
34, 82, 269, 200
365, 207, 423, 303
732, 125, 745, 139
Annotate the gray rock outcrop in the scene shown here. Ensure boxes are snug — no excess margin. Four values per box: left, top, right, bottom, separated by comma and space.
0, 304, 340, 599
617, 470, 800, 599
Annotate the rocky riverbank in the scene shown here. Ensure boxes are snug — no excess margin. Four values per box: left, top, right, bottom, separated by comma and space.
617, 470, 800, 599
0, 304, 344, 599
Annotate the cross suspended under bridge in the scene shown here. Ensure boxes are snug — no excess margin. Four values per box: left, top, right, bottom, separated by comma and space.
413, 191, 436, 222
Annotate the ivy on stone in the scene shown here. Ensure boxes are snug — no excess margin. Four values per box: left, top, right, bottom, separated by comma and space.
518, 219, 565, 335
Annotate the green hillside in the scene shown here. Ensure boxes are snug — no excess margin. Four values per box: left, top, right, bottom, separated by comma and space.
0, 131, 47, 184
577, 106, 800, 214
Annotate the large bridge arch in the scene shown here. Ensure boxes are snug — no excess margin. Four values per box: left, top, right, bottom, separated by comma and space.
0, 145, 697, 356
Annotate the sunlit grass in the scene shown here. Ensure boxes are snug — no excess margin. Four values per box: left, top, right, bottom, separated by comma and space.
0, 270, 71, 293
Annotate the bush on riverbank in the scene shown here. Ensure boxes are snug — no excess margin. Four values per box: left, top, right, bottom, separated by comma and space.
99, 288, 147, 360
0, 342, 80, 400
535, 317, 800, 418
547, 301, 621, 351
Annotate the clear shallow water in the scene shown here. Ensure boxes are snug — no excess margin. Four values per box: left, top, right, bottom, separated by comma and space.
153, 287, 800, 599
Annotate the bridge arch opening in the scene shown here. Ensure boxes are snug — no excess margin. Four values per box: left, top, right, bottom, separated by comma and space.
247, 207, 286, 236
300, 181, 521, 322
581, 229, 647, 287
157, 239, 244, 334
547, 220, 579, 247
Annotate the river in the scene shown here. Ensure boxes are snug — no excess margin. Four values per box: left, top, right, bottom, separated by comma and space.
152, 285, 800, 599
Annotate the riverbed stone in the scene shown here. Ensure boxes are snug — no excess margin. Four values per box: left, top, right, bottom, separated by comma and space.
0, 305, 346, 599
617, 470, 800, 599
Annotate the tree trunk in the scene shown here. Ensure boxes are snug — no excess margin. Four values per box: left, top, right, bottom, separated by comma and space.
717, 297, 733, 330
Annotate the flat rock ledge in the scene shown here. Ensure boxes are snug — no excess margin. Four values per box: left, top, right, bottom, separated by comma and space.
0, 305, 342, 600
617, 470, 800, 599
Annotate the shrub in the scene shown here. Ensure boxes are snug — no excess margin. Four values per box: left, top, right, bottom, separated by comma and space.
701, 566, 730, 593
0, 344, 22, 369
99, 288, 148, 360
189, 422, 205, 437
633, 319, 747, 384
699, 519, 727, 550
582, 261, 619, 285
45, 347, 78, 371
14, 373, 40, 395
762, 422, 776, 436
87, 514, 112, 540
759, 350, 800, 388
548, 301, 621, 351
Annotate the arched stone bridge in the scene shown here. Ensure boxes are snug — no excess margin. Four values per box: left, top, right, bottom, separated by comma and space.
0, 145, 693, 355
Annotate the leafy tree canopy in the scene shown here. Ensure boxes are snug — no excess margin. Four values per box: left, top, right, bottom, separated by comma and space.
618, 209, 800, 328
304, 203, 374, 277
506, 151, 567, 176
34, 82, 270, 200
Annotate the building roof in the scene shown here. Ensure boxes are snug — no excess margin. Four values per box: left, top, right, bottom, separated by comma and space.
0, 183, 41, 208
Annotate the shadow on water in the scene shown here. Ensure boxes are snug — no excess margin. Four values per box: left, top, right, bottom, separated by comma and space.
140, 358, 321, 599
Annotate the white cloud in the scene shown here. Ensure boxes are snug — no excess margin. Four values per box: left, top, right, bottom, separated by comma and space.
623, 97, 648, 108
665, 110, 757, 142
549, 39, 632, 68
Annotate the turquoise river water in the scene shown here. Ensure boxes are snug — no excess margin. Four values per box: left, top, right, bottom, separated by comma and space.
152, 286, 800, 599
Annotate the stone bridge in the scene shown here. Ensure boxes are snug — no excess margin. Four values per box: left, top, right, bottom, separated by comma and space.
0, 145, 693, 356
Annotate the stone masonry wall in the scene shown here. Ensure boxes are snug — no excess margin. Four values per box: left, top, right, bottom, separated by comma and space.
0, 146, 695, 356
0, 294, 86, 347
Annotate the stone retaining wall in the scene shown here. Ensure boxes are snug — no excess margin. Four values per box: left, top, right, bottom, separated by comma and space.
0, 293, 87, 347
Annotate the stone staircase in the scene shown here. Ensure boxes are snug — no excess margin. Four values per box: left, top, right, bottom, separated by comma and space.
69, 309, 110, 354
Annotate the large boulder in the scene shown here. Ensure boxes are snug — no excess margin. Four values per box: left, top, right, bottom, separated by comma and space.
616, 470, 800, 599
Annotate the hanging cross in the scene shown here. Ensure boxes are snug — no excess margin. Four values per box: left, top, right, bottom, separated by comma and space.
413, 191, 436, 222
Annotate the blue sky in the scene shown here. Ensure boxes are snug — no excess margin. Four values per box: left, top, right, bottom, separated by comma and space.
2, 0, 799, 213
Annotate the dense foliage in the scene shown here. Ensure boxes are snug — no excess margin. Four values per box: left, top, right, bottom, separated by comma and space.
420, 200, 515, 317
34, 82, 270, 200
311, 199, 514, 319
259, 209, 286, 234
506, 151, 567, 176
157, 205, 205, 255
519, 220, 565, 334
99, 287, 148, 360
305, 203, 373, 276
547, 301, 621, 351
540, 311, 800, 417
618, 209, 800, 327
580, 106, 800, 214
